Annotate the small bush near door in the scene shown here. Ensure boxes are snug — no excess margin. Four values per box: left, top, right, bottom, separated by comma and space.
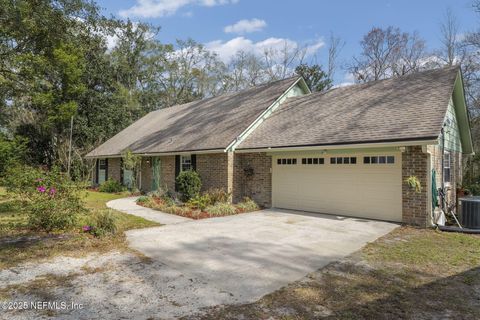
175, 170, 202, 201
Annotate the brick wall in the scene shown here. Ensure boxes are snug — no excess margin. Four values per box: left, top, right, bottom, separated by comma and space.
402, 146, 430, 227
233, 152, 272, 208
196, 153, 230, 192
159, 155, 176, 192
107, 158, 121, 182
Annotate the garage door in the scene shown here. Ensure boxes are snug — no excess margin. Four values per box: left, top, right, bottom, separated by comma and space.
272, 152, 402, 222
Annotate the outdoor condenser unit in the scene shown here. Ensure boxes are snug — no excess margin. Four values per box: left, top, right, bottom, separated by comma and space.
459, 197, 480, 229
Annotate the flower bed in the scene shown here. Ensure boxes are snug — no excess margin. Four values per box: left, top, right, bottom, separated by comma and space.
136, 191, 259, 220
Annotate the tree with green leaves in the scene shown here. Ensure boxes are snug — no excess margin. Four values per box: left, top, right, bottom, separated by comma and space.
295, 64, 332, 92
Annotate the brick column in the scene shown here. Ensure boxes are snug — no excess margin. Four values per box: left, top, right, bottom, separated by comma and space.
402, 146, 430, 227
233, 152, 272, 208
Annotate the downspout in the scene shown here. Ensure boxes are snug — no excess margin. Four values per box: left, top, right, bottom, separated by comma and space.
441, 127, 445, 211
422, 145, 434, 227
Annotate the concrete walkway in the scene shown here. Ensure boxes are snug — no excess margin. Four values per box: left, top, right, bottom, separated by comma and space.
106, 197, 191, 225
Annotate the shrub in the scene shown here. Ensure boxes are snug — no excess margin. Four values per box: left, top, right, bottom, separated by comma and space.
176, 170, 202, 201
187, 194, 212, 211
0, 134, 27, 178
98, 179, 126, 193
204, 188, 231, 204
236, 197, 259, 212
205, 202, 237, 216
2, 165, 44, 198
136, 195, 151, 204
85, 209, 118, 237
465, 184, 480, 196
147, 187, 168, 198
164, 205, 191, 217
3, 165, 87, 232
161, 194, 176, 207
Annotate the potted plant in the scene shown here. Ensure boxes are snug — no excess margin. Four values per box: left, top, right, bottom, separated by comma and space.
405, 175, 422, 193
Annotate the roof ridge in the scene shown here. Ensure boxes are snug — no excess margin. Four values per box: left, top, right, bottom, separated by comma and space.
151, 76, 301, 113
283, 65, 460, 104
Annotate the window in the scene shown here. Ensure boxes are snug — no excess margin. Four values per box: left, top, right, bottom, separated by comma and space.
444, 152, 451, 184
302, 158, 324, 165
181, 155, 192, 171
277, 158, 297, 165
99, 159, 107, 170
364, 156, 395, 164
97, 158, 108, 184
330, 157, 356, 164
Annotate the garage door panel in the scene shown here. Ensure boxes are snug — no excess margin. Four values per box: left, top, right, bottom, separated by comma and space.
272, 153, 402, 222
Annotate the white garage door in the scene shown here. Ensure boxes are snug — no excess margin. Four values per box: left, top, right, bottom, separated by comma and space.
272, 152, 402, 222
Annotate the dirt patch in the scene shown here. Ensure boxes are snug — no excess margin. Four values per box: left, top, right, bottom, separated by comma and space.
0, 251, 240, 319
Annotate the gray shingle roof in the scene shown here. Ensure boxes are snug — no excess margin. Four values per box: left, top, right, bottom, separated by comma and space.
87, 76, 301, 157
237, 66, 460, 150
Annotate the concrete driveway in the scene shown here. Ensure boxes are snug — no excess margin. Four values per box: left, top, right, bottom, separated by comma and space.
127, 208, 397, 314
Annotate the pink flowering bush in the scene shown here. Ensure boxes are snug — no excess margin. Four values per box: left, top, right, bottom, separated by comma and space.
3, 166, 87, 232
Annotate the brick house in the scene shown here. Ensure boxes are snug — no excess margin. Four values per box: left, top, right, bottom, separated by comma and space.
86, 66, 473, 227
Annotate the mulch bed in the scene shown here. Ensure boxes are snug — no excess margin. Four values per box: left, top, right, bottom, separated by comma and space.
138, 197, 250, 220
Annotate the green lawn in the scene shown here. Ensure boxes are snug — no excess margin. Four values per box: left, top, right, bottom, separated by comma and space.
197, 227, 480, 320
0, 189, 159, 270
83, 190, 129, 210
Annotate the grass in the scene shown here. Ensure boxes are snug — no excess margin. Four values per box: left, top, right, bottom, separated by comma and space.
195, 227, 480, 320
82, 190, 130, 210
0, 189, 159, 270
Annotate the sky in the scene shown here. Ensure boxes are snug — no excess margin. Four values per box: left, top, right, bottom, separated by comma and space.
97, 0, 479, 84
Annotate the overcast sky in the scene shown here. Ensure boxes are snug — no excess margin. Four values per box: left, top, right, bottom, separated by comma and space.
98, 0, 479, 84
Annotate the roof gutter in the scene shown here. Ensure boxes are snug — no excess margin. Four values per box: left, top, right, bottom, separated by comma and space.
85, 148, 226, 159
234, 139, 439, 153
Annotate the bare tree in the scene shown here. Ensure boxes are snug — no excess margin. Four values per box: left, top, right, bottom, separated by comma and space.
349, 26, 426, 82
392, 31, 426, 76
440, 8, 460, 65
223, 50, 267, 91
262, 40, 307, 81
327, 32, 345, 80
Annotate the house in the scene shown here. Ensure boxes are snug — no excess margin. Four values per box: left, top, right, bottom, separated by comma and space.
86, 65, 473, 227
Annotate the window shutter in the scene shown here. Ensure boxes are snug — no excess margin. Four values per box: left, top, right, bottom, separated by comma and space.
105, 158, 109, 181
191, 154, 197, 171
120, 158, 124, 185
175, 155, 180, 191
95, 159, 99, 184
